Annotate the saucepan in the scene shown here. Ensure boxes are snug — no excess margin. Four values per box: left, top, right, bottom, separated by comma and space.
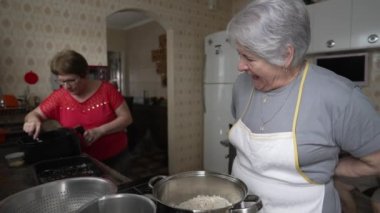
76, 193, 156, 213
148, 170, 262, 213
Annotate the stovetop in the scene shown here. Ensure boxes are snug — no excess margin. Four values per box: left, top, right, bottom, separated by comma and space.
33, 155, 103, 184
118, 179, 176, 213
117, 176, 153, 195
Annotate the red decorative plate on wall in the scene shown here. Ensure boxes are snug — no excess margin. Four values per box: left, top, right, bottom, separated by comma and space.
24, 71, 39, 85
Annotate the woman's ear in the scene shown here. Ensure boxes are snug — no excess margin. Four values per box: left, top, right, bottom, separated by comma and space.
284, 44, 295, 68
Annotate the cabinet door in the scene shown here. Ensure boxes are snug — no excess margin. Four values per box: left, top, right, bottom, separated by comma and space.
351, 0, 380, 49
307, 0, 351, 54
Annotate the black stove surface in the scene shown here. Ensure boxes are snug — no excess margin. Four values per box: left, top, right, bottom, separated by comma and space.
117, 176, 153, 195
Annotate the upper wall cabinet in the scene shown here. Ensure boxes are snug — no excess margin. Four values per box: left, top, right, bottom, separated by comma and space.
307, 0, 351, 54
307, 0, 380, 54
350, 0, 380, 49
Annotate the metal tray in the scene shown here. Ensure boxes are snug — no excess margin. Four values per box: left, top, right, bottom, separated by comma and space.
33, 155, 103, 184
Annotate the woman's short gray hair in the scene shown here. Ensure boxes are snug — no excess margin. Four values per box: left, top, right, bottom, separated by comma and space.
227, 0, 310, 68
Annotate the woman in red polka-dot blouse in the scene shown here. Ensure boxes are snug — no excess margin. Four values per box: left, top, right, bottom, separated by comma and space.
23, 49, 133, 165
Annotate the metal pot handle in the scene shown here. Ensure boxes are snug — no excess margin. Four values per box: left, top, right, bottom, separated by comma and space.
230, 194, 263, 213
148, 175, 167, 188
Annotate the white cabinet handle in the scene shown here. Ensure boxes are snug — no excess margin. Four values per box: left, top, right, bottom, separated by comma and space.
326, 40, 336, 48
368, 34, 379, 44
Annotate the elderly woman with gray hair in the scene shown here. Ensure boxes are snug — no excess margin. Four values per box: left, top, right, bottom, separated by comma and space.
226, 0, 380, 212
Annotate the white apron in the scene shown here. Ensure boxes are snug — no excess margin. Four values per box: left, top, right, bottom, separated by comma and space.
229, 63, 325, 213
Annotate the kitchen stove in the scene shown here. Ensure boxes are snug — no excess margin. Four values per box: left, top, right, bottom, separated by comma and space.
117, 177, 175, 213
34, 155, 103, 184
117, 176, 153, 195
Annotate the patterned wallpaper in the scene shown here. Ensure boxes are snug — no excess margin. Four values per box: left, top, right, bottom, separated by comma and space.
0, 0, 237, 174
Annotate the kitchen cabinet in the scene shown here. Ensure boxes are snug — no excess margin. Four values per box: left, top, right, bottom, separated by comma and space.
351, 0, 380, 49
307, 0, 351, 54
307, 0, 380, 54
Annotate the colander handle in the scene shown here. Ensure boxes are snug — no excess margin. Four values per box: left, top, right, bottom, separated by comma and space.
230, 194, 262, 213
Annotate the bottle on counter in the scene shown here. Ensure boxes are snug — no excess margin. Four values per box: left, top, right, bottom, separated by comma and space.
0, 87, 4, 108
0, 99, 4, 108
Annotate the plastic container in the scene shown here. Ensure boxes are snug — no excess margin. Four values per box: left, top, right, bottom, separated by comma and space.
5, 152, 25, 167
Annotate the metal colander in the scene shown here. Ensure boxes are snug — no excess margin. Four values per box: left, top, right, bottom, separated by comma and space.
0, 177, 117, 213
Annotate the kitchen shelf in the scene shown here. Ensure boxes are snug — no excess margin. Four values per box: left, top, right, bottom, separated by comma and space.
0, 107, 28, 145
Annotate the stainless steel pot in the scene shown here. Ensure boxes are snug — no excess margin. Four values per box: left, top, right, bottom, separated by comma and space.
148, 171, 262, 213
76, 193, 156, 213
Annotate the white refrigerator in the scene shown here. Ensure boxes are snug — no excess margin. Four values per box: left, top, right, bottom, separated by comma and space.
203, 31, 239, 174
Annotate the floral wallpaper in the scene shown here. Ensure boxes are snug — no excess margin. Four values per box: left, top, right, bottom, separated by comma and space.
0, 0, 239, 174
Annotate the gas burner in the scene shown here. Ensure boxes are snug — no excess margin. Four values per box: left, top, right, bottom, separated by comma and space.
117, 176, 153, 195
33, 155, 103, 184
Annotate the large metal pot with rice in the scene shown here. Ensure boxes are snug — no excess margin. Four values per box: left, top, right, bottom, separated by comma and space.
148, 171, 262, 213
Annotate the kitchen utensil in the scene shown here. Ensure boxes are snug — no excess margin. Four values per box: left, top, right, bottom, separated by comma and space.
148, 170, 262, 213
77, 193, 156, 213
0, 177, 117, 213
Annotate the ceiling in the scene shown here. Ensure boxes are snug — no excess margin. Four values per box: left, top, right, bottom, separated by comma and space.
106, 11, 153, 30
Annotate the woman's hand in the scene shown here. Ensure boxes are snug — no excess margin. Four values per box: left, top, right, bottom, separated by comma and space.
82, 101, 132, 146
23, 107, 46, 139
83, 127, 105, 145
23, 120, 42, 139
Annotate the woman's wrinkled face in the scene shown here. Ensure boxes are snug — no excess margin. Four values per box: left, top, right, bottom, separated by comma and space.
236, 45, 283, 92
56, 74, 84, 95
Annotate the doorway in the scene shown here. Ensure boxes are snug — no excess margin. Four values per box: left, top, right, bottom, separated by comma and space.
106, 9, 168, 180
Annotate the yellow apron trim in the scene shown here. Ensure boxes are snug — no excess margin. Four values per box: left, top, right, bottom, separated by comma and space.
291, 62, 318, 184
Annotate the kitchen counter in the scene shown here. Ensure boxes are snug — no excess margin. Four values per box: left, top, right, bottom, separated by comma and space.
0, 144, 132, 201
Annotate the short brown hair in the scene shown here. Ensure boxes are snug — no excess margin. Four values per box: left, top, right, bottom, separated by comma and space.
50, 49, 88, 77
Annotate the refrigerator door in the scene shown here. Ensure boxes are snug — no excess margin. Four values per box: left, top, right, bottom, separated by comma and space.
204, 31, 239, 84
203, 83, 234, 174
